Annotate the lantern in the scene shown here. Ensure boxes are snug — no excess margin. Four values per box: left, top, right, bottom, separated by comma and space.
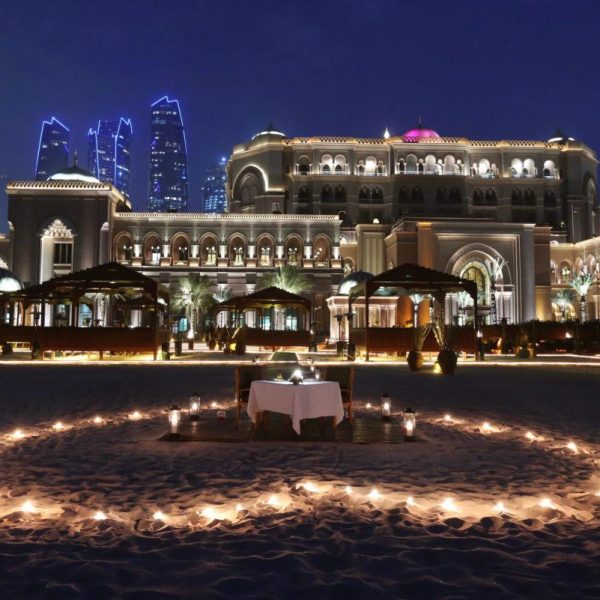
189, 393, 201, 421
380, 393, 391, 420
314, 367, 321, 380
403, 407, 416, 441
169, 404, 181, 435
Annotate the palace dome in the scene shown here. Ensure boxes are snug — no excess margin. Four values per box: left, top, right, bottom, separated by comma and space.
337, 271, 373, 295
48, 164, 101, 184
402, 125, 440, 141
252, 122, 286, 140
0, 268, 22, 293
547, 129, 575, 144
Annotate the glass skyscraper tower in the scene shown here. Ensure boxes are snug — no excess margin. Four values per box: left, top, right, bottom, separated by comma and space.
200, 158, 227, 212
148, 96, 188, 212
35, 117, 69, 180
88, 118, 132, 199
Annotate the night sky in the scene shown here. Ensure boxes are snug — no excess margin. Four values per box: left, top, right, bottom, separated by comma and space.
1, 0, 599, 225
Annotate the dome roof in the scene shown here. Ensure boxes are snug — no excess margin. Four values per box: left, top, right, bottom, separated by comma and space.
48, 163, 100, 184
547, 129, 575, 144
337, 271, 373, 295
402, 125, 440, 141
0, 268, 22, 293
252, 122, 286, 140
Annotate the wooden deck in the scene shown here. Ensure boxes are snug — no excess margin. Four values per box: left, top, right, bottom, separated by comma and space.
161, 413, 409, 443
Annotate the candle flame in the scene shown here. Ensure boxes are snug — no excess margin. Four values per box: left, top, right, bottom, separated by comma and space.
302, 482, 320, 493
539, 497, 553, 509
11, 429, 25, 440
344, 486, 353, 495
444, 414, 453, 423
494, 501, 507, 513
21, 500, 36, 514
441, 497, 458, 511
235, 503, 243, 512
367, 488, 381, 501
153, 510, 166, 521
93, 416, 104, 425
129, 411, 142, 420
52, 421, 65, 431
366, 403, 372, 409
566, 441, 578, 454
201, 507, 219, 520
93, 510, 107, 521
525, 431, 536, 441
406, 496, 416, 506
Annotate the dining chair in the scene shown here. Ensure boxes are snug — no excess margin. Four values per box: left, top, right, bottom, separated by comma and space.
235, 365, 263, 426
323, 366, 355, 422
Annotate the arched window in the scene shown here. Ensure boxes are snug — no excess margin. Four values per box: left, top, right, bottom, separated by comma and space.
239, 173, 261, 206
417, 161, 424, 174
443, 155, 456, 175
398, 187, 410, 202
559, 261, 572, 283
358, 187, 370, 201
511, 190, 523, 206
478, 159, 491, 177
229, 235, 246, 267
485, 190, 497, 206
523, 158, 536, 178
298, 185, 311, 202
411, 187, 424, 203
543, 160, 556, 179
405, 154, 418, 174
449, 187, 461, 204
472, 189, 484, 206
436, 188, 446, 204
335, 164, 343, 173
321, 154, 333, 174
424, 155, 436, 174
461, 264, 488, 305
372, 187, 383, 202
397, 159, 406, 174
334, 154, 346, 173
365, 157, 377, 175
357, 160, 365, 175
321, 185, 333, 202
322, 164, 331, 173
143, 233, 162, 266
257, 235, 275, 267
313, 236, 331, 266
285, 235, 303, 266
524, 190, 536, 206
543, 190, 556, 207
201, 234, 218, 266
298, 155, 310, 175
171, 234, 190, 263
334, 185, 346, 202
511, 158, 523, 178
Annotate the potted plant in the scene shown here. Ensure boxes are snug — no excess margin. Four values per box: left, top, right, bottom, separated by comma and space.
407, 324, 430, 372
432, 319, 457, 375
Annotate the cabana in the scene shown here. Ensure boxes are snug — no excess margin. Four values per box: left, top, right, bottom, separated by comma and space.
211, 286, 312, 351
348, 264, 478, 359
0, 262, 169, 359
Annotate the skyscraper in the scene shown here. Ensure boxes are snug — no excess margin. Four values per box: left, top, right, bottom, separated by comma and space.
35, 117, 69, 180
200, 158, 227, 212
148, 96, 188, 212
88, 118, 132, 199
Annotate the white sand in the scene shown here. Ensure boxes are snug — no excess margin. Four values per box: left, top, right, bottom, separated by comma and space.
0, 363, 599, 599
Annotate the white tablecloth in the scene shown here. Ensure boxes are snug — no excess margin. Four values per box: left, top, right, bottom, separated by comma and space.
247, 380, 344, 435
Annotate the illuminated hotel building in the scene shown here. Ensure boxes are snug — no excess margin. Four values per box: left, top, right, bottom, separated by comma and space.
3, 123, 599, 334
35, 117, 69, 180
148, 97, 188, 212
200, 158, 227, 212
88, 118, 132, 199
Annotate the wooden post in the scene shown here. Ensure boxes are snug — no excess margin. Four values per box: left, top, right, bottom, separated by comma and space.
365, 288, 370, 362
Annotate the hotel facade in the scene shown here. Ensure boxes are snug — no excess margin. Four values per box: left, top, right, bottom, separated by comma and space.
1, 124, 599, 335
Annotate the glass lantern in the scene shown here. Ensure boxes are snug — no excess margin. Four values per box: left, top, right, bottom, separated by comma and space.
380, 393, 391, 420
290, 369, 304, 385
169, 404, 181, 435
314, 367, 321, 381
189, 393, 201, 421
403, 407, 416, 441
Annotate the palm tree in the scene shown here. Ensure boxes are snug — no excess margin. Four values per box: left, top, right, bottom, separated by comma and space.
552, 288, 575, 322
408, 293, 427, 327
213, 286, 232, 303
171, 274, 214, 339
571, 272, 594, 322
484, 257, 507, 324
259, 265, 310, 295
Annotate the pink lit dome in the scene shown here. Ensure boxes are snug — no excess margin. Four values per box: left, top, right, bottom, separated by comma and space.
402, 119, 440, 141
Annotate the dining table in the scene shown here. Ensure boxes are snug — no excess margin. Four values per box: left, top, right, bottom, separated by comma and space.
247, 379, 344, 435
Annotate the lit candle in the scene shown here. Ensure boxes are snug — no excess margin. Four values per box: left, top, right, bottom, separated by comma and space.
403, 408, 416, 441
52, 421, 65, 432
129, 411, 142, 420
153, 510, 166, 521
168, 405, 181, 435
189, 393, 201, 421
11, 429, 25, 440
93, 416, 104, 425
21, 500, 36, 514
566, 441, 578, 454
368, 488, 381, 501
441, 497, 458, 511
539, 497, 553, 509
93, 510, 107, 521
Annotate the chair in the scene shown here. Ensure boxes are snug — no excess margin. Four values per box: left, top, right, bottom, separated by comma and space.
235, 365, 263, 425
323, 366, 355, 421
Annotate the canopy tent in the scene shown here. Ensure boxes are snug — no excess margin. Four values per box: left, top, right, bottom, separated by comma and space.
210, 286, 313, 351
348, 264, 478, 359
0, 262, 170, 358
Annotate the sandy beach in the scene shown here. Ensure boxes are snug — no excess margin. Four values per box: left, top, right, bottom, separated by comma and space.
0, 362, 599, 599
